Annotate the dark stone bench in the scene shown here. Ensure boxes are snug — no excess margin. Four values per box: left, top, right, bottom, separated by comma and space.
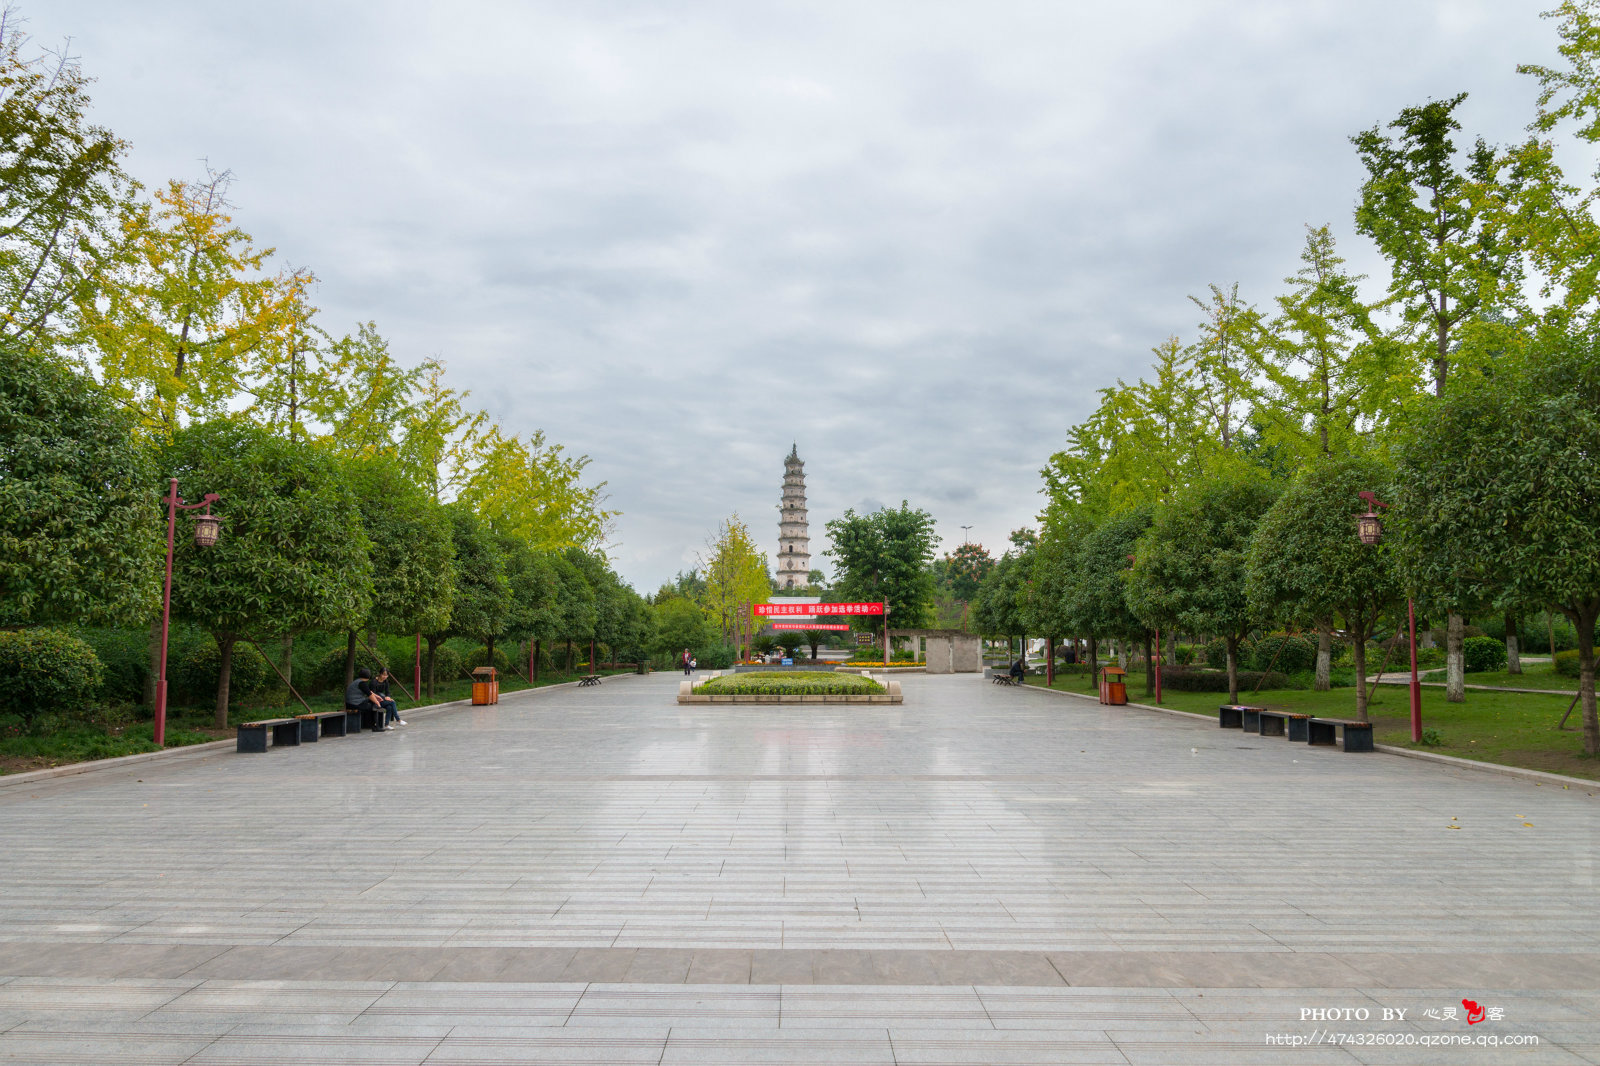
1218, 705, 1263, 729
236, 717, 301, 753
310, 711, 348, 738
295, 715, 321, 742
1308, 717, 1374, 752
355, 705, 388, 731
1258, 710, 1309, 741
579, 674, 602, 687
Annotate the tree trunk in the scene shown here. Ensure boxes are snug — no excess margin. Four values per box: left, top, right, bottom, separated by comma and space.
1166, 630, 1177, 667
1086, 635, 1098, 691
533, 639, 541, 684
281, 635, 293, 689
1351, 631, 1369, 723
566, 640, 574, 673
486, 636, 495, 669
214, 634, 236, 729
1225, 634, 1240, 704
1315, 626, 1332, 691
1575, 607, 1598, 756
1445, 613, 1465, 703
344, 630, 358, 687
426, 636, 438, 696
1547, 610, 1558, 660
1142, 631, 1154, 696
1116, 639, 1127, 670
144, 617, 161, 707
1505, 612, 1521, 675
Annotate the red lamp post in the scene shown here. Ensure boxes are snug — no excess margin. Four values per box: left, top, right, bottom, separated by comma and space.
1357, 491, 1421, 743
155, 479, 221, 746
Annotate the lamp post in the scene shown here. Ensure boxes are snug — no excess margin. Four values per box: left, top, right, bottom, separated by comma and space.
155, 479, 221, 747
1357, 491, 1421, 743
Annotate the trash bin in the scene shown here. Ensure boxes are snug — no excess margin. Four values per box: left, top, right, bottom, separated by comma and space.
1099, 666, 1128, 706
635, 662, 647, 675
471, 666, 499, 705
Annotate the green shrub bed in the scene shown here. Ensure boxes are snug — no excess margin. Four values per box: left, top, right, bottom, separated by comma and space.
695, 672, 886, 696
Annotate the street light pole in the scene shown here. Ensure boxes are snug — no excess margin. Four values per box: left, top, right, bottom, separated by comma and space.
155, 479, 220, 747
1357, 491, 1421, 742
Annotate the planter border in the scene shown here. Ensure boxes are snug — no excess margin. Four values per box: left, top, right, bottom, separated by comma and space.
679, 678, 902, 704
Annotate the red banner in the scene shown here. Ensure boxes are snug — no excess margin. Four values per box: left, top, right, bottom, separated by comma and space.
754, 602, 884, 617
769, 622, 849, 631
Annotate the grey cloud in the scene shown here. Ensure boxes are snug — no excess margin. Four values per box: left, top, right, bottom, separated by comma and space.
38, 0, 1560, 589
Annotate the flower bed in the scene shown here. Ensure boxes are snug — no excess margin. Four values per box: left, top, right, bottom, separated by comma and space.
694, 671, 886, 696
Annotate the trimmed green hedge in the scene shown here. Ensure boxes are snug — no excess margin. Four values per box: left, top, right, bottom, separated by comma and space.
1555, 649, 1581, 678
0, 628, 104, 724
1159, 666, 1291, 693
1463, 635, 1508, 673
694, 672, 886, 696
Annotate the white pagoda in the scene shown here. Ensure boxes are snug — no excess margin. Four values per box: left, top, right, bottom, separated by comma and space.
777, 444, 811, 590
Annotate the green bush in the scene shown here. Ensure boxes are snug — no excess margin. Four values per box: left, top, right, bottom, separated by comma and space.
694, 644, 736, 670
1249, 634, 1318, 674
1174, 644, 1197, 666
173, 640, 272, 705
1158, 666, 1291, 693
694, 671, 885, 696
428, 644, 463, 685
463, 646, 511, 675
1203, 638, 1227, 669
76, 627, 151, 703
1462, 635, 1508, 673
0, 628, 105, 725
890, 648, 916, 662
1554, 649, 1581, 678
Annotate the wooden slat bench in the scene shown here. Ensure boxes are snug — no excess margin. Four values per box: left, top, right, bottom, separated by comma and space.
1307, 717, 1374, 752
578, 674, 602, 687
991, 674, 1020, 686
1257, 710, 1309, 741
236, 717, 301, 753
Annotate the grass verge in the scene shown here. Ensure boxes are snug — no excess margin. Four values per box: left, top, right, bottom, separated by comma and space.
0, 668, 636, 776
1025, 674, 1597, 782
695, 672, 886, 696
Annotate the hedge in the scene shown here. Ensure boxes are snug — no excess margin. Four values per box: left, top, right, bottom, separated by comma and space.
1158, 666, 1291, 693
0, 628, 104, 725
1555, 649, 1581, 678
694, 672, 886, 696
1462, 635, 1508, 673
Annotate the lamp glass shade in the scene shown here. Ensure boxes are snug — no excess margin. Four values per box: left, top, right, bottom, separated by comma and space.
1356, 512, 1382, 545
192, 514, 221, 548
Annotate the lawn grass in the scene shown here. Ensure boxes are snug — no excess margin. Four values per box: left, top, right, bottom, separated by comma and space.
0, 667, 635, 775
1025, 673, 1598, 783
1405, 666, 1577, 692
695, 672, 886, 696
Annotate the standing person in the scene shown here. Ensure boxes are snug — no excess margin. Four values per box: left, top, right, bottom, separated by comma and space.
373, 666, 404, 727
682, 648, 692, 676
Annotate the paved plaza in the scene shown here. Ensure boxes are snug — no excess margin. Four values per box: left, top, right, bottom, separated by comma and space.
0, 672, 1596, 1064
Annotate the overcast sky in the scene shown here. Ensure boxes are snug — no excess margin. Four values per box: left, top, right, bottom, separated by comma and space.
38, 1, 1563, 592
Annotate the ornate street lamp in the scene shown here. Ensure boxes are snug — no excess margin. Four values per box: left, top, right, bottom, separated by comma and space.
154, 480, 221, 746
1355, 491, 1422, 742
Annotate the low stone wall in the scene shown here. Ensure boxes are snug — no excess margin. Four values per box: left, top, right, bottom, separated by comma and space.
678, 678, 902, 704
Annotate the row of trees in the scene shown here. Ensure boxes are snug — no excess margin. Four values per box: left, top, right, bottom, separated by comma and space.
0, 15, 639, 724
970, 2, 1600, 751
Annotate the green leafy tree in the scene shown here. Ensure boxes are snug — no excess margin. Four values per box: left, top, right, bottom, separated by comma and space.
550, 549, 596, 671
699, 514, 769, 657
1393, 336, 1600, 752
1074, 508, 1153, 685
0, 16, 130, 346
1244, 457, 1401, 718
1129, 477, 1279, 703
343, 455, 455, 684
937, 542, 995, 602
652, 595, 716, 661
162, 420, 371, 725
0, 343, 160, 626
972, 548, 1033, 654
422, 505, 507, 693
825, 502, 938, 631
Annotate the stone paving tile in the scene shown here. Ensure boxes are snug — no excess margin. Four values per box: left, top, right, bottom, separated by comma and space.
660, 1027, 894, 1064
0, 674, 1597, 1062
889, 1029, 1129, 1064
0, 1029, 220, 1065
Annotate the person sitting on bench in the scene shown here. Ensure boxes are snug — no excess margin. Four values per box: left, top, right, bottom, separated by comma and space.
1009, 657, 1026, 684
372, 666, 404, 727
345, 668, 385, 729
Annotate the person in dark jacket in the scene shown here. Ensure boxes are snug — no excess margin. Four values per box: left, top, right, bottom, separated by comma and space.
372, 667, 404, 727
1009, 656, 1026, 683
345, 668, 382, 729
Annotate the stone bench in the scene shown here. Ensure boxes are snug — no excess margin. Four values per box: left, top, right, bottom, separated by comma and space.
579, 674, 602, 687
1218, 705, 1264, 729
236, 717, 301, 753
991, 674, 1020, 686
302, 711, 349, 740
1307, 717, 1374, 752
1257, 710, 1309, 741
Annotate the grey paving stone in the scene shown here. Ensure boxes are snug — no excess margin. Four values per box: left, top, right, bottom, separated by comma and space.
1, 673, 1597, 1062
